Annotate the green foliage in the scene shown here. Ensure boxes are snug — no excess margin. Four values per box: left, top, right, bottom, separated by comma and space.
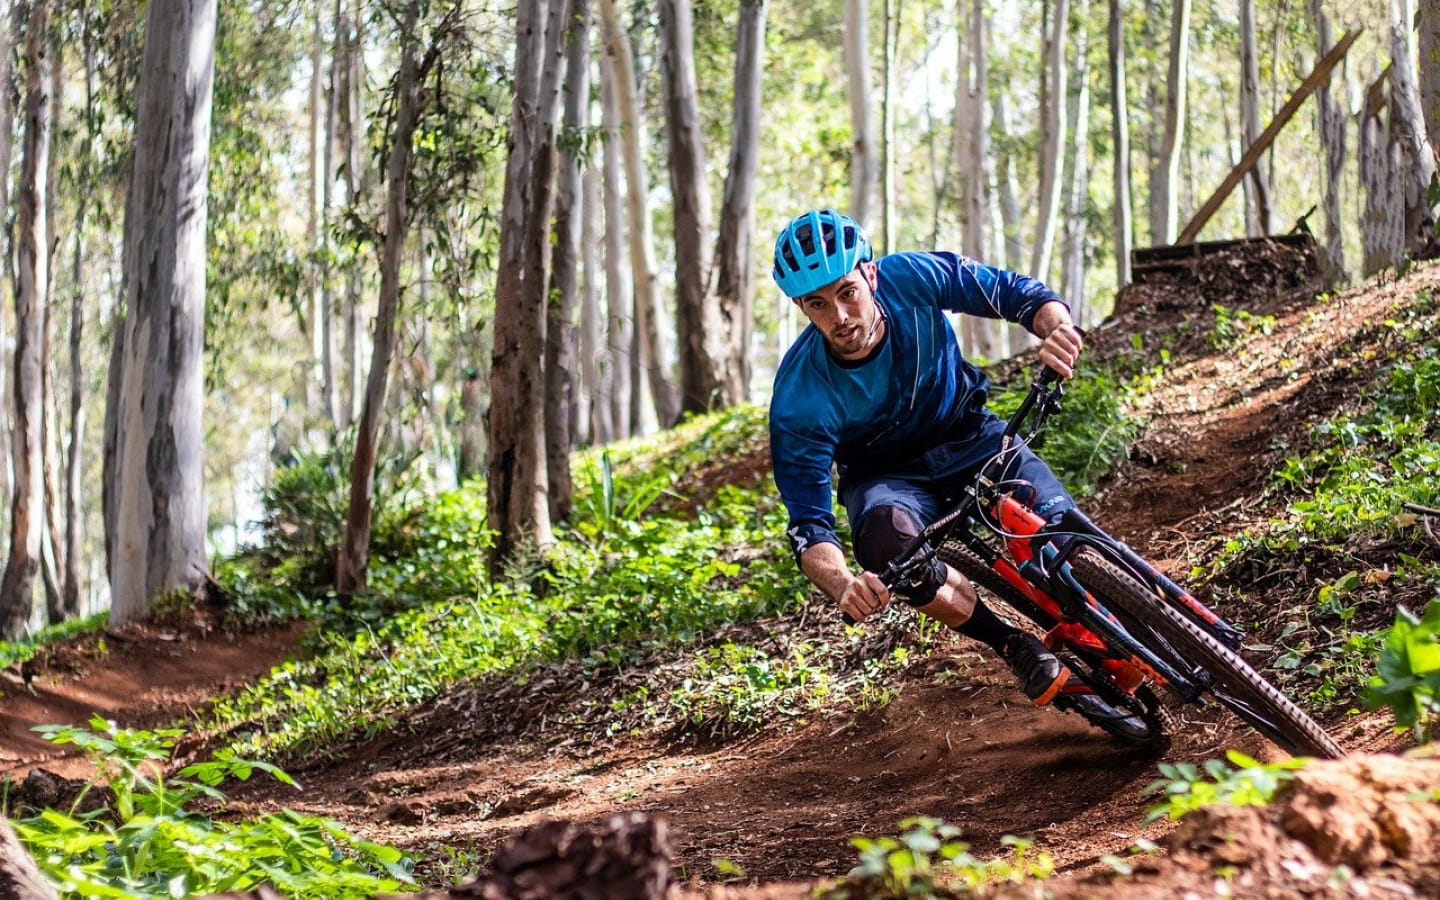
990, 364, 1142, 495
571, 450, 676, 549
1144, 750, 1309, 823
206, 406, 809, 759
667, 642, 832, 738
1364, 599, 1440, 743
219, 430, 447, 628
1209, 304, 1277, 350
818, 818, 1053, 899
0, 613, 108, 669
10, 718, 413, 899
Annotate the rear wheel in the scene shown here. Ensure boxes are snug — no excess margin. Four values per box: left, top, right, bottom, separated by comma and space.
1070, 548, 1344, 759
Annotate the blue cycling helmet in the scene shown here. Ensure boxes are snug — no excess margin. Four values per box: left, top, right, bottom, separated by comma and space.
772, 209, 872, 298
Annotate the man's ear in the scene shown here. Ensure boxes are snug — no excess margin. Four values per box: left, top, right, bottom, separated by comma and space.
862, 261, 879, 290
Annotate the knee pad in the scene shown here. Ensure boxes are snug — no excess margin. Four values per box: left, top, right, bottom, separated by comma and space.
854, 506, 947, 607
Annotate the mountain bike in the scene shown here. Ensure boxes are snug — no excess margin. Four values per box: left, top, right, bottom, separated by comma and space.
856, 368, 1345, 759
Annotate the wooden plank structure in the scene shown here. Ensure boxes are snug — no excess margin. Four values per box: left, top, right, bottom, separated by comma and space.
1131, 231, 1316, 283
1175, 29, 1361, 245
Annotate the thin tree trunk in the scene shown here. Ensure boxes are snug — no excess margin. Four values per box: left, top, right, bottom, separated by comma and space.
659, 0, 725, 415
1310, 0, 1348, 283
1390, 0, 1437, 257
1239, 0, 1271, 236
1109, 0, 1132, 287
545, 0, 590, 522
336, 1, 428, 595
40, 28, 65, 622
881, 0, 900, 251
337, 0, 364, 430
61, 18, 97, 619
967, 0, 990, 262
580, 165, 608, 445
992, 93, 1023, 271
488, 0, 567, 573
1061, 0, 1091, 317
1151, 0, 1190, 244
1031, 0, 1068, 280
599, 54, 632, 439
1, 0, 51, 637
1360, 70, 1400, 274
1421, 2, 1440, 159
713, 0, 766, 406
845, 0, 876, 221
597, 0, 676, 430
109, 0, 216, 625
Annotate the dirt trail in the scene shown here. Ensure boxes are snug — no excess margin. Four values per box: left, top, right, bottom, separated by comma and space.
2, 252, 1436, 895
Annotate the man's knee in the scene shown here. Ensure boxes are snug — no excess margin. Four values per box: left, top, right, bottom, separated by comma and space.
854, 505, 946, 606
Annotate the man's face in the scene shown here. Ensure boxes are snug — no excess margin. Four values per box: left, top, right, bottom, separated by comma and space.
793, 262, 883, 361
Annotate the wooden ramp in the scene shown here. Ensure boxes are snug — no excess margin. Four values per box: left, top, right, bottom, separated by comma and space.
1130, 232, 1316, 284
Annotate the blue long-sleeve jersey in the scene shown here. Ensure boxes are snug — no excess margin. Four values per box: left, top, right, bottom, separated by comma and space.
769, 250, 1064, 560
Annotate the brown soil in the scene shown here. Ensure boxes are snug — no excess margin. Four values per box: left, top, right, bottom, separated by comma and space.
4, 246, 1440, 898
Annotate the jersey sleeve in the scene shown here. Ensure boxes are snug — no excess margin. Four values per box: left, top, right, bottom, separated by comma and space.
769, 414, 843, 563
915, 251, 1066, 332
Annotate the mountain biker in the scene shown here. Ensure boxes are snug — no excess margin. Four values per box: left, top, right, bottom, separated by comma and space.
768, 208, 1143, 737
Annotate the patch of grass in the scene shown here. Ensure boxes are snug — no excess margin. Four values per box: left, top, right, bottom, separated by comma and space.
203, 407, 810, 760
1144, 750, 1309, 823
0, 613, 109, 669
818, 817, 1053, 899
989, 362, 1145, 496
9, 718, 413, 899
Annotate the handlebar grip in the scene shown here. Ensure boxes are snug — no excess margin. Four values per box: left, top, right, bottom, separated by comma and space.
841, 612, 857, 626
1039, 366, 1062, 385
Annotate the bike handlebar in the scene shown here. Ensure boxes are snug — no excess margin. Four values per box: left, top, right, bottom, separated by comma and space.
836, 365, 1066, 627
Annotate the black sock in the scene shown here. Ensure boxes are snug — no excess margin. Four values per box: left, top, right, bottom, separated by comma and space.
954, 599, 1019, 652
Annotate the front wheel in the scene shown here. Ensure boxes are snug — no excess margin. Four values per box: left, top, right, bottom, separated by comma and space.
1070, 549, 1344, 759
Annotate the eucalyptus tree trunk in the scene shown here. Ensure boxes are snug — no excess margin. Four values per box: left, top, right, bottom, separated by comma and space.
951, 0, 988, 260
307, 1, 327, 423
713, 0, 767, 404
336, 0, 429, 595
1, 0, 51, 637
1360, 71, 1401, 275
1310, 0, 1348, 282
63, 23, 98, 620
1060, 0, 1091, 318
544, 0, 590, 522
41, 31, 66, 621
1108, 0, 1132, 287
1421, 3, 1440, 157
1239, 0, 1271, 236
580, 166, 609, 445
1390, 0, 1437, 258
1150, 0, 1190, 244
659, 0, 727, 415
597, 0, 676, 430
108, 0, 216, 625
992, 93, 1023, 271
336, 0, 364, 430
598, 56, 632, 439
1031, 0, 1068, 281
880, 0, 899, 251
845, 0, 877, 221
488, 0, 567, 573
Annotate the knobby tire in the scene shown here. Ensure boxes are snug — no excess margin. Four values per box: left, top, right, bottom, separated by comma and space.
1069, 549, 1344, 759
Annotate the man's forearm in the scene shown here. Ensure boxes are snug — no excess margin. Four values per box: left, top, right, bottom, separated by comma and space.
798, 541, 854, 603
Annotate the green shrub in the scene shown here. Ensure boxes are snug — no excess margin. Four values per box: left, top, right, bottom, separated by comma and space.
10, 718, 413, 899
818, 818, 1052, 899
1364, 599, 1440, 743
1144, 750, 1308, 822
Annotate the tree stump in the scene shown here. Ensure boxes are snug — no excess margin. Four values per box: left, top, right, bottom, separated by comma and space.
417, 812, 673, 900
